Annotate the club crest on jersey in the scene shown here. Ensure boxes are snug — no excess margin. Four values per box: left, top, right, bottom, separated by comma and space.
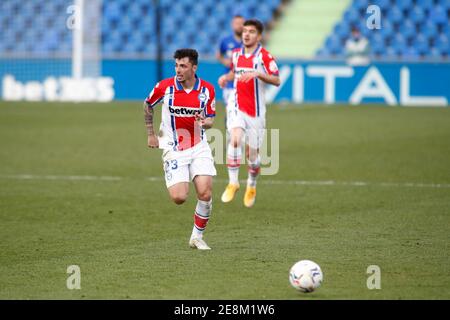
269, 60, 278, 73
198, 93, 207, 103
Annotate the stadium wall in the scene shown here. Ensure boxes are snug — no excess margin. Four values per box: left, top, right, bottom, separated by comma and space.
1, 59, 449, 106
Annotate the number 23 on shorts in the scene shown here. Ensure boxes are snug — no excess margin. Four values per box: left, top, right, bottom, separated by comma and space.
164, 159, 178, 172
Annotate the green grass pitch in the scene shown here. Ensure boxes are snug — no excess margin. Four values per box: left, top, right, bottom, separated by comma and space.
0, 101, 449, 299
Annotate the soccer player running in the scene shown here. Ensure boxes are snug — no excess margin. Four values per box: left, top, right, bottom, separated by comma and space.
218, 19, 280, 208
144, 49, 217, 250
216, 14, 244, 126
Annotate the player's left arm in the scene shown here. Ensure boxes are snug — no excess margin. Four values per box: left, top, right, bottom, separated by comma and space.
256, 72, 280, 86
239, 52, 280, 86
239, 71, 280, 86
195, 113, 214, 129
196, 87, 216, 129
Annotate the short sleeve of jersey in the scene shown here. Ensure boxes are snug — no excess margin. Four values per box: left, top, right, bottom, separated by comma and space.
145, 81, 165, 108
204, 86, 216, 118
230, 49, 239, 72
261, 51, 279, 76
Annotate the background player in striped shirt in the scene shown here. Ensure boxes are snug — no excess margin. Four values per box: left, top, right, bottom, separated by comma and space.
216, 14, 244, 128
218, 19, 280, 208
144, 49, 216, 250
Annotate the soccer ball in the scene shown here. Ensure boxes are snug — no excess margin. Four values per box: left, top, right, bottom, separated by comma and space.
289, 260, 323, 293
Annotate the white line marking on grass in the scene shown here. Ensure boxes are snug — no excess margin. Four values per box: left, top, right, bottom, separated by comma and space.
261, 179, 450, 189
1, 174, 449, 189
0, 174, 122, 181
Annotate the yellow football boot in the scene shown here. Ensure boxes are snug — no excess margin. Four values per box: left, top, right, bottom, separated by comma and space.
243, 186, 257, 208
221, 184, 240, 203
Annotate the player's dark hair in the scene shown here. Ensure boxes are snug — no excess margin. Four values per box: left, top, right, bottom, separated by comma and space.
244, 19, 264, 34
173, 48, 198, 66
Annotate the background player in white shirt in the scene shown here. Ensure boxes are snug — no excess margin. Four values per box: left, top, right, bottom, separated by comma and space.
218, 19, 280, 208
144, 49, 216, 250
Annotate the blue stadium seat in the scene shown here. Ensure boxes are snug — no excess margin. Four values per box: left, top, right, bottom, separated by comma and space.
181, 16, 200, 32
142, 41, 157, 56
13, 42, 31, 53
435, 34, 450, 54
334, 22, 351, 40
129, 32, 146, 48
164, 42, 180, 55
104, 2, 121, 23
103, 42, 120, 55
388, 6, 404, 25
371, 0, 390, 10
326, 35, 343, 55
371, 37, 386, 56
401, 46, 419, 59
32, 42, 50, 54
22, 1, 35, 16
43, 30, 60, 51
441, 23, 450, 36
107, 30, 123, 44
0, 1, 14, 13
196, 31, 213, 48
429, 5, 447, 25
414, 34, 430, 55
58, 41, 72, 55
119, 16, 135, 35
257, 4, 274, 23
371, 32, 385, 44
416, 0, 434, 11
429, 47, 443, 59
213, 2, 230, 18
343, 7, 361, 24
128, 2, 144, 18
444, 0, 450, 11
420, 21, 439, 40
409, 6, 426, 24
385, 46, 399, 59
163, 3, 187, 20
159, 0, 173, 9
352, 0, 369, 11
396, 0, 413, 10
358, 19, 372, 37
267, 0, 281, 10
391, 34, 408, 54
171, 30, 190, 47
122, 41, 139, 54
161, 15, 177, 34
379, 20, 394, 39
399, 19, 417, 40
2, 0, 282, 57
191, 3, 208, 17
139, 16, 155, 32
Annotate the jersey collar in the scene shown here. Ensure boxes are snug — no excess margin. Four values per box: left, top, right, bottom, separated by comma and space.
241, 43, 262, 56
174, 75, 201, 92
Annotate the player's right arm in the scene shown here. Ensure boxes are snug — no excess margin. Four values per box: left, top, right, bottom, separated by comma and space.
218, 48, 239, 88
216, 52, 231, 68
218, 70, 234, 88
144, 82, 165, 148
